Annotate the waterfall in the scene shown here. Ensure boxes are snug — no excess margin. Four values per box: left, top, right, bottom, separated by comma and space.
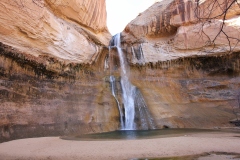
113, 33, 136, 130
131, 44, 145, 64
109, 75, 124, 129
131, 47, 136, 60
109, 33, 156, 130
104, 53, 109, 71
139, 43, 145, 65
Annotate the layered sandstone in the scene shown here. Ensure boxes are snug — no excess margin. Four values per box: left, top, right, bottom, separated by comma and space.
108, 45, 240, 130
46, 0, 108, 32
122, 0, 240, 63
1, 0, 240, 143
0, 0, 116, 142
0, 0, 111, 64
118, 0, 240, 128
0, 42, 120, 143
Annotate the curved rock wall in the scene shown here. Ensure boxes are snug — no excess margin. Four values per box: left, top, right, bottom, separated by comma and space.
119, 0, 240, 128
0, 42, 120, 143
0, 0, 116, 142
0, 0, 111, 63
46, 0, 108, 32
1, 0, 240, 143
107, 45, 240, 129
122, 0, 240, 63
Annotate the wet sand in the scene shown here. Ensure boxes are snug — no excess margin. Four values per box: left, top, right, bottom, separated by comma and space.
0, 131, 240, 160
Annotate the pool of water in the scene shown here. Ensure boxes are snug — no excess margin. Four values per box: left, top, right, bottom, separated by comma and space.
61, 128, 219, 141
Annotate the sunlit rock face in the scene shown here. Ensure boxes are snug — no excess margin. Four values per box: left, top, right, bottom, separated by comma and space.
46, 0, 108, 32
120, 0, 240, 128
122, 0, 240, 62
0, 0, 111, 63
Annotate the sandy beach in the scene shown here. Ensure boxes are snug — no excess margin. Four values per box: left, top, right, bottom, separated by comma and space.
0, 131, 240, 160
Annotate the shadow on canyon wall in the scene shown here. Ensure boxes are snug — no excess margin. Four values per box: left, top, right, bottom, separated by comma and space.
0, 42, 240, 142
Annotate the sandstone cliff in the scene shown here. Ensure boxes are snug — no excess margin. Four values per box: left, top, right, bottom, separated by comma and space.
1, 0, 240, 143
0, 0, 111, 64
118, 0, 240, 128
108, 42, 240, 130
0, 0, 116, 142
122, 0, 240, 63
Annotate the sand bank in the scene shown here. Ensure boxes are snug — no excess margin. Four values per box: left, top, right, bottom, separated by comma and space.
0, 131, 240, 160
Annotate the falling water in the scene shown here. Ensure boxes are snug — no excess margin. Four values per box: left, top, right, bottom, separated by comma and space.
139, 43, 145, 64
109, 33, 156, 130
134, 89, 156, 130
131, 44, 145, 64
104, 53, 109, 71
109, 75, 124, 129
131, 47, 136, 60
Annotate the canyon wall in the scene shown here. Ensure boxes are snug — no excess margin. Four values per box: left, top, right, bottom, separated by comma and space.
0, 0, 118, 142
108, 45, 240, 129
1, 0, 240, 142
122, 0, 240, 63
119, 0, 240, 128
0, 0, 111, 64
130, 54, 240, 128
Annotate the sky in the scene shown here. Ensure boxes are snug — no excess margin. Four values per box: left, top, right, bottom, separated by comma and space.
106, 0, 156, 35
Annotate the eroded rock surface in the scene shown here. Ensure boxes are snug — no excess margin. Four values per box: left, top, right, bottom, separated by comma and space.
122, 0, 240, 63
0, 0, 240, 143
0, 42, 119, 143
129, 54, 240, 128
0, 0, 116, 142
108, 45, 240, 129
0, 0, 111, 63
118, 0, 240, 128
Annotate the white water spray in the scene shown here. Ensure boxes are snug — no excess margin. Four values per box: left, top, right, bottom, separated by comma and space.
109, 33, 156, 130
109, 75, 124, 128
114, 33, 136, 130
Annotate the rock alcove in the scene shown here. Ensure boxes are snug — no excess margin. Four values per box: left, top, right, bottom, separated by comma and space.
0, 0, 240, 142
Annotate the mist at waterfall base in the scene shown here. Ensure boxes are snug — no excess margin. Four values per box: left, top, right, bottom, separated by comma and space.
109, 33, 156, 131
